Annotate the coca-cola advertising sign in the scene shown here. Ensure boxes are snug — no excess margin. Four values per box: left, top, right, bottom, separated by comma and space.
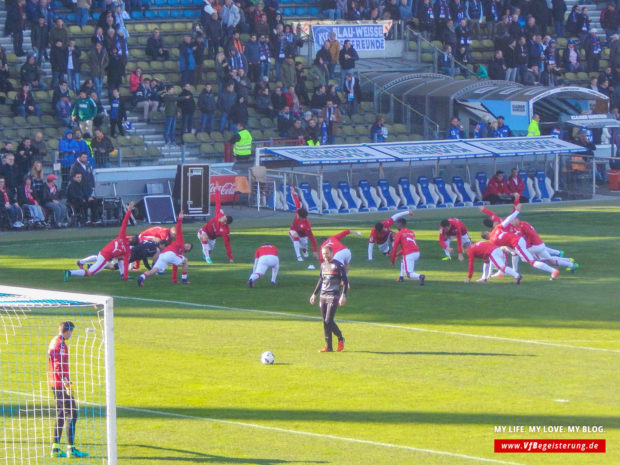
210, 175, 238, 203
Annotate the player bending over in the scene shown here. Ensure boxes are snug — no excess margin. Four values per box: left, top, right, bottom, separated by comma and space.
310, 246, 347, 353
439, 217, 471, 261
48, 321, 88, 458
132, 226, 175, 269
391, 217, 425, 285
197, 190, 233, 263
248, 242, 279, 287
368, 210, 413, 260
64, 202, 135, 281
320, 229, 362, 270
465, 240, 521, 284
139, 225, 176, 244
138, 211, 193, 286
289, 186, 318, 262
481, 204, 559, 280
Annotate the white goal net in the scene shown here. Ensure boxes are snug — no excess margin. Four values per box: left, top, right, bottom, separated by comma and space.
0, 286, 115, 465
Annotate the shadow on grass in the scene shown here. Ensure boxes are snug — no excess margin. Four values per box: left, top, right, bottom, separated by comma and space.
116, 408, 620, 428
119, 444, 326, 464
354, 351, 535, 357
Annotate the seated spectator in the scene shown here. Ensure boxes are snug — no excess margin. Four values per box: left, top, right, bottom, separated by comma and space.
506, 167, 528, 203
0, 176, 24, 228
483, 170, 513, 204
305, 118, 320, 145
135, 77, 155, 122
32, 131, 47, 160
146, 28, 169, 61
1, 152, 22, 194
129, 67, 143, 93
19, 175, 46, 225
56, 95, 73, 127
0, 47, 13, 94
455, 45, 472, 77
40, 173, 67, 227
12, 83, 41, 117
522, 65, 540, 85
540, 62, 560, 86
287, 118, 305, 141
473, 63, 488, 79
310, 84, 327, 114
66, 171, 97, 225
90, 129, 115, 168
255, 86, 276, 119
370, 116, 388, 142
52, 80, 71, 108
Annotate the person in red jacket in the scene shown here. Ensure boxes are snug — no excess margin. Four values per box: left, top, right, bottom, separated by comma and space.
248, 242, 279, 287
197, 190, 233, 263
438, 217, 471, 261
64, 201, 135, 281
138, 211, 193, 286
506, 168, 528, 203
139, 225, 176, 243
368, 210, 412, 260
390, 217, 425, 285
320, 229, 362, 270
48, 321, 88, 458
289, 186, 318, 262
483, 170, 513, 204
465, 240, 521, 284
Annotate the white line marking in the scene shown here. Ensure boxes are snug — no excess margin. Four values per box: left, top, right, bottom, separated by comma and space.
115, 295, 620, 354
1, 389, 524, 465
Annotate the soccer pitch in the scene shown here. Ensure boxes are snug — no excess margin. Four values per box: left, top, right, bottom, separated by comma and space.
1, 201, 619, 465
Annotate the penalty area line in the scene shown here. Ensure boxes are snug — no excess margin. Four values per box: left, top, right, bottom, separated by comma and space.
115, 295, 620, 354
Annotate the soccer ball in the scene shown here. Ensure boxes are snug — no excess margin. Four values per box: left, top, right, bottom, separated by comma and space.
260, 351, 275, 365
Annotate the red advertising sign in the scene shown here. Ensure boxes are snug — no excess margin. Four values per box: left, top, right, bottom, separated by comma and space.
210, 175, 238, 203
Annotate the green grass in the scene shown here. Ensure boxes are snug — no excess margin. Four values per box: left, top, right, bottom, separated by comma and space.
1, 201, 619, 465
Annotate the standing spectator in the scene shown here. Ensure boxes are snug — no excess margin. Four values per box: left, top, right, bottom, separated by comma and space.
20, 54, 46, 89
31, 16, 50, 65
493, 116, 513, 137
6, 0, 26, 57
244, 33, 260, 81
106, 47, 124, 98
66, 38, 81, 93
578, 7, 591, 43
466, 0, 483, 39
584, 29, 602, 72
71, 89, 97, 136
484, 0, 501, 39
601, 4, 620, 45
326, 33, 340, 80
76, 0, 91, 27
342, 72, 361, 116
228, 47, 247, 73
473, 117, 492, 137
271, 30, 288, 82
40, 174, 67, 227
370, 116, 388, 142
198, 83, 216, 133
338, 40, 358, 88
295, 61, 309, 105
90, 128, 115, 167
551, 0, 566, 38
221, 0, 240, 39
178, 83, 196, 134
50, 39, 68, 87
146, 28, 169, 60
565, 5, 580, 37
32, 131, 47, 160
516, 36, 529, 83
16, 137, 37, 175
281, 54, 297, 89
12, 83, 41, 117
488, 49, 506, 80
308, 56, 328, 91
108, 88, 127, 138
68, 153, 99, 224
48, 17, 68, 48
418, 0, 435, 41
192, 34, 206, 85
443, 19, 457, 50
321, 100, 341, 144
162, 85, 179, 146
455, 18, 471, 51
258, 34, 270, 79
310, 84, 327, 114
277, 105, 292, 136
217, 81, 237, 132
527, 113, 540, 136
448, 116, 464, 139
321, 0, 337, 19
58, 129, 79, 189
528, 34, 545, 72
1, 151, 23, 194
540, 62, 560, 86
504, 39, 518, 81
229, 95, 248, 129
88, 42, 108, 98
89, 91, 105, 128
206, 12, 223, 59
28, 159, 44, 199
179, 35, 196, 86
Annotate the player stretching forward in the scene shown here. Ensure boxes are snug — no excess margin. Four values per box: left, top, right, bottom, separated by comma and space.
391, 217, 425, 285
481, 204, 560, 280
248, 242, 279, 287
465, 241, 521, 284
197, 190, 233, 263
138, 211, 193, 286
368, 210, 413, 260
289, 186, 318, 262
512, 218, 578, 273
139, 225, 176, 243
48, 321, 88, 458
321, 229, 362, 270
64, 202, 135, 281
310, 246, 347, 353
439, 217, 471, 261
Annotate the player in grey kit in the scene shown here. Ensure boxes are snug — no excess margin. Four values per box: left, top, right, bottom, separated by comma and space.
309, 246, 348, 353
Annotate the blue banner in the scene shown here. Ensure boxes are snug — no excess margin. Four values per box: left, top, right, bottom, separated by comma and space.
311, 24, 385, 53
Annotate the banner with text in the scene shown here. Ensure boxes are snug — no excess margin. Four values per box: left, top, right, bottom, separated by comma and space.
311, 24, 385, 54
266, 145, 394, 164
466, 136, 587, 156
372, 141, 490, 160
210, 175, 237, 203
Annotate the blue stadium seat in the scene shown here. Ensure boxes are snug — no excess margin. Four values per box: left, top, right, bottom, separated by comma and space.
308, 7, 319, 15
131, 10, 143, 19
283, 8, 295, 15
451, 176, 481, 206
377, 179, 404, 210
280, 184, 297, 211
92, 12, 100, 20
66, 13, 76, 23
322, 182, 347, 214
417, 176, 441, 208
474, 171, 488, 202
534, 170, 562, 202
144, 10, 157, 18
53, 1, 62, 8
154, 0, 166, 5
296, 7, 307, 15
183, 10, 198, 18
518, 170, 541, 203
358, 180, 385, 211
181, 0, 192, 5
298, 182, 320, 213
193, 0, 203, 4
158, 10, 171, 18
337, 181, 367, 213
433, 177, 462, 207
397, 177, 421, 208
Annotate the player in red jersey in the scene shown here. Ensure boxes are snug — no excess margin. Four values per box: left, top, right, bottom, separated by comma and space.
138, 211, 193, 286
197, 190, 233, 263
48, 321, 88, 458
289, 186, 318, 262
438, 217, 471, 261
139, 225, 176, 244
390, 217, 425, 285
481, 205, 560, 280
320, 229, 362, 269
465, 241, 521, 284
368, 210, 413, 260
512, 218, 578, 273
248, 242, 279, 287
64, 202, 135, 281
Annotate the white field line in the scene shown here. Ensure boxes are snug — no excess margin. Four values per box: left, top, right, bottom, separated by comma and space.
116, 295, 620, 354
1, 389, 524, 465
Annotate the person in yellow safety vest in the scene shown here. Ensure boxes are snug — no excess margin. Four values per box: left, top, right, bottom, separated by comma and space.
230, 123, 253, 158
305, 119, 321, 146
526, 113, 540, 136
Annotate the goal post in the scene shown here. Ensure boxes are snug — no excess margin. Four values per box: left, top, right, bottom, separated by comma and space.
0, 285, 115, 465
